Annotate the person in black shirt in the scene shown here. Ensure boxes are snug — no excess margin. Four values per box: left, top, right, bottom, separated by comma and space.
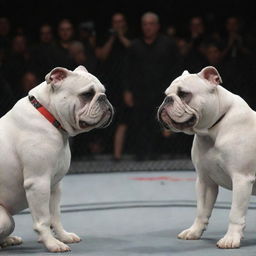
3, 34, 34, 100
94, 13, 133, 156
118, 12, 180, 160
68, 41, 98, 74
96, 12, 132, 105
72, 13, 132, 159
32, 24, 69, 81
0, 70, 15, 117
0, 17, 11, 66
77, 21, 98, 73
55, 19, 75, 70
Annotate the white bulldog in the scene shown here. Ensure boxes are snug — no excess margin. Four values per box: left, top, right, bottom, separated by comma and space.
0, 66, 113, 252
158, 66, 256, 249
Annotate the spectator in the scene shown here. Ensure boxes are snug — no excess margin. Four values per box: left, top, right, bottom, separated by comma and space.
178, 17, 207, 73
0, 17, 11, 65
55, 19, 75, 69
77, 21, 98, 73
32, 24, 65, 81
83, 12, 132, 157
203, 41, 253, 106
57, 19, 75, 49
69, 41, 98, 73
204, 42, 223, 66
73, 13, 133, 159
222, 16, 250, 59
20, 71, 38, 96
96, 12, 133, 104
175, 36, 201, 74
176, 37, 190, 60
3, 34, 34, 99
188, 16, 206, 51
96, 12, 131, 61
78, 20, 96, 49
40, 23, 54, 44
166, 24, 177, 39
70, 40, 97, 71
0, 17, 10, 40
0, 69, 15, 116
117, 12, 180, 160
69, 41, 86, 65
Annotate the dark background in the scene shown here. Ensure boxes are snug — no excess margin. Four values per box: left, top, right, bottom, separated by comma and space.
1, 0, 255, 41
1, 0, 256, 160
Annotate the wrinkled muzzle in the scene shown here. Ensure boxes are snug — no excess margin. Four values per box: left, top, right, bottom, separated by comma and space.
97, 98, 114, 128
78, 94, 114, 130
157, 94, 197, 131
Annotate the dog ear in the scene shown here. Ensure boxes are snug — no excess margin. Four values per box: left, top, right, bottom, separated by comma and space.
182, 70, 190, 76
198, 66, 222, 85
45, 67, 71, 88
74, 65, 88, 73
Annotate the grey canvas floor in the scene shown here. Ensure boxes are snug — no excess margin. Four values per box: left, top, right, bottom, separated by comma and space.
2, 171, 256, 256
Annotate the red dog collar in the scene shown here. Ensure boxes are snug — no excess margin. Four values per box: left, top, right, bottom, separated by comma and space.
29, 95, 66, 132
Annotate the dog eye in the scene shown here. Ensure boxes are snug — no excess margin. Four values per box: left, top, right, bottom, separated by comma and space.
178, 90, 189, 98
81, 90, 95, 100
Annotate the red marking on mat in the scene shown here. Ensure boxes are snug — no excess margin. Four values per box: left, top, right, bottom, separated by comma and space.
130, 176, 196, 182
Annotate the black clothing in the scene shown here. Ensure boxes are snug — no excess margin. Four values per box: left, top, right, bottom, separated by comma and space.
121, 34, 181, 158
97, 32, 133, 107
3, 52, 34, 99
123, 34, 180, 108
31, 42, 71, 81
0, 71, 15, 117
80, 40, 98, 74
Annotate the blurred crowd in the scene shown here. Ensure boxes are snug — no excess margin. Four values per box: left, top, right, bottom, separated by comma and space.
1, 12, 256, 160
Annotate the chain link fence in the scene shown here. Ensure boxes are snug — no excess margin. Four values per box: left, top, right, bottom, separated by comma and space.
69, 157, 194, 174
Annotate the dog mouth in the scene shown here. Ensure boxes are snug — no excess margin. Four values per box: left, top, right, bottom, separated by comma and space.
159, 108, 197, 130
98, 110, 113, 128
171, 115, 197, 127
79, 120, 89, 129
79, 110, 113, 129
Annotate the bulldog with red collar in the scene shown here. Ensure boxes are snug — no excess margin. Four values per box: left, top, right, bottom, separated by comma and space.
158, 66, 256, 249
0, 66, 113, 252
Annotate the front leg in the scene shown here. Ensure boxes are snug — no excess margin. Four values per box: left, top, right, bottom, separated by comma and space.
217, 174, 255, 249
178, 176, 218, 240
50, 182, 81, 244
24, 177, 71, 252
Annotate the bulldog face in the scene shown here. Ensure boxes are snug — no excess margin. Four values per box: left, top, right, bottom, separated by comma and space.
45, 66, 114, 136
157, 66, 222, 134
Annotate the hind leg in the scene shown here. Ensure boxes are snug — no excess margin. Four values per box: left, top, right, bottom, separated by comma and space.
0, 205, 22, 248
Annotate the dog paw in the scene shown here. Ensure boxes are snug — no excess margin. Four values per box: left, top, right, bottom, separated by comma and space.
44, 238, 71, 252
177, 228, 202, 240
217, 234, 241, 249
57, 232, 81, 244
0, 236, 23, 248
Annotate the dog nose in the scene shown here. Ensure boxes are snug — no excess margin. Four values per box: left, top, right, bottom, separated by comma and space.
164, 96, 173, 104
98, 94, 107, 102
